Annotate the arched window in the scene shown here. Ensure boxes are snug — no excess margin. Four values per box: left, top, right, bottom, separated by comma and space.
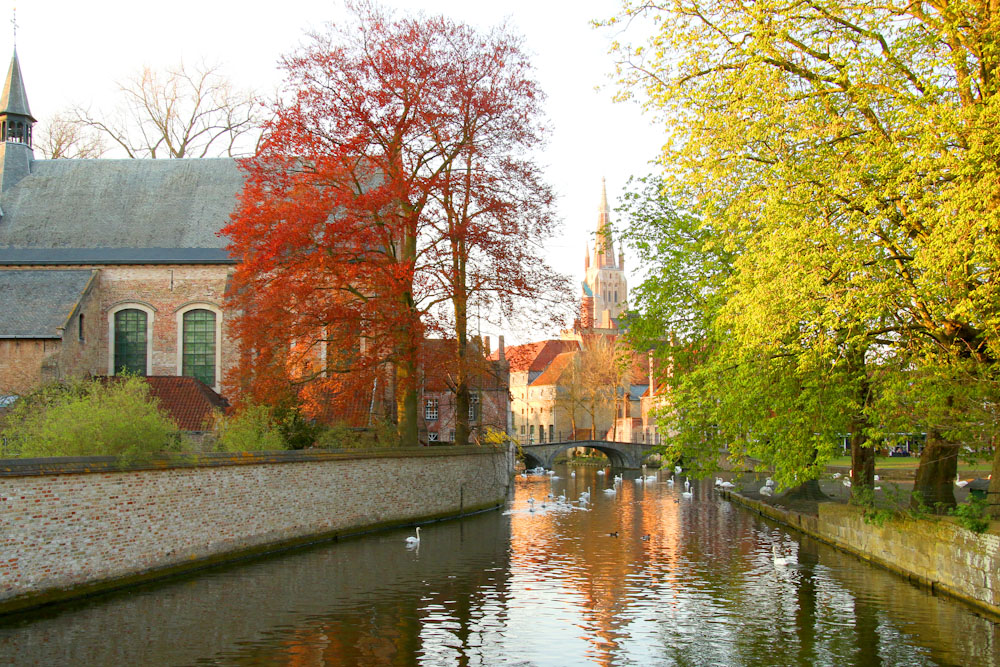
113, 309, 148, 375
182, 309, 217, 387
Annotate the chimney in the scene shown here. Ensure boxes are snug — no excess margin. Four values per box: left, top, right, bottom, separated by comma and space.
484, 335, 491, 357
498, 335, 506, 363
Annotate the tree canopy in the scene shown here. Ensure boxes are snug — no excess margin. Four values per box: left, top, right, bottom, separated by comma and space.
224, 4, 565, 445
607, 0, 1000, 510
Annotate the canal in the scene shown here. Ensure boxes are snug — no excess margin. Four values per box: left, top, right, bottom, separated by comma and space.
1, 465, 997, 665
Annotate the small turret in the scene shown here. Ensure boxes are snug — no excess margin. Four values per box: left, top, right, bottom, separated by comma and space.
0, 48, 35, 193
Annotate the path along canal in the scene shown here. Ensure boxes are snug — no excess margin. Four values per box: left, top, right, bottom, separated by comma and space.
1, 465, 997, 665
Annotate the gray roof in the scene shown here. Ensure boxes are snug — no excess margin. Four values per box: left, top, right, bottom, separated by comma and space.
0, 158, 244, 261
0, 269, 97, 338
0, 49, 33, 121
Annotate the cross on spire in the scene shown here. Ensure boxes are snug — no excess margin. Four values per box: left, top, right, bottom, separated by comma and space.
10, 7, 15, 45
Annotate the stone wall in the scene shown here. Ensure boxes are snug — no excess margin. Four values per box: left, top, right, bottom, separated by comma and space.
723, 491, 1000, 618
0, 446, 512, 613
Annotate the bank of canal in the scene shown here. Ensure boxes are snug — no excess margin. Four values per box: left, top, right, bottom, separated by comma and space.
1, 465, 996, 665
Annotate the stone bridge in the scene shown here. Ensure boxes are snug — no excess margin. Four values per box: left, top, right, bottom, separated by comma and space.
519, 440, 653, 469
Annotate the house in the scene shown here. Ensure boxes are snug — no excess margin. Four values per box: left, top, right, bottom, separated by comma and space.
421, 336, 510, 444
0, 50, 240, 397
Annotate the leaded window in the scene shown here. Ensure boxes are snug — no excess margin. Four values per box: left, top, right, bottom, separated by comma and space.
114, 309, 147, 375
182, 309, 216, 387
468, 393, 480, 420
425, 398, 439, 421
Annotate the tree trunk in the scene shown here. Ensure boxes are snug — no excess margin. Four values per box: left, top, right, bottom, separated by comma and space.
912, 429, 958, 512
395, 348, 418, 446
850, 426, 875, 501
784, 479, 829, 502
988, 444, 1000, 520
452, 235, 470, 448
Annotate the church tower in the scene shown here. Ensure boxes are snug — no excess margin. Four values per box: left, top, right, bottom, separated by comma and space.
0, 48, 35, 193
580, 178, 627, 330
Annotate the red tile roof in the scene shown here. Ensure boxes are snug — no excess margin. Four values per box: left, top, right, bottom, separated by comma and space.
530, 350, 578, 386
143, 376, 229, 432
494, 339, 579, 373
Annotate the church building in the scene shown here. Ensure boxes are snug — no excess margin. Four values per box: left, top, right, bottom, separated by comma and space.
0, 50, 242, 398
578, 177, 628, 333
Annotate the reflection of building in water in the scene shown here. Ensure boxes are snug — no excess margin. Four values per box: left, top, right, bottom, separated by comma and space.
508, 475, 683, 662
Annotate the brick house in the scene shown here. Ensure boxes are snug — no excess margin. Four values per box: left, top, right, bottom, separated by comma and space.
0, 50, 240, 398
421, 337, 510, 444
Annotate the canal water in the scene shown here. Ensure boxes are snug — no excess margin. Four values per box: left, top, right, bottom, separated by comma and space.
1, 465, 997, 666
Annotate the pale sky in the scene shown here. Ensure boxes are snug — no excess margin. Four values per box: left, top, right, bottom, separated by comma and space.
10, 0, 664, 343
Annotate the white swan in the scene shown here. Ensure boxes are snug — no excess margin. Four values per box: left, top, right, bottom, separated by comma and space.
759, 486, 773, 496
597, 469, 606, 476
667, 477, 675, 486
684, 478, 691, 491
405, 527, 421, 546
603, 487, 617, 495
955, 473, 969, 488
772, 544, 788, 567
681, 489, 693, 499
719, 481, 735, 489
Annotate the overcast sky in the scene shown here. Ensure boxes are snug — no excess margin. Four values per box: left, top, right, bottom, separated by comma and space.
10, 0, 663, 343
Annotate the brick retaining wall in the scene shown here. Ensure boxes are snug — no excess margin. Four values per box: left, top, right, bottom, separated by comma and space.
0, 446, 513, 614
722, 490, 1000, 619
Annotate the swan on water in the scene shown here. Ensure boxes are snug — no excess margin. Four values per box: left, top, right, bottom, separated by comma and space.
772, 544, 788, 567
405, 527, 421, 546
759, 486, 773, 496
681, 489, 693, 499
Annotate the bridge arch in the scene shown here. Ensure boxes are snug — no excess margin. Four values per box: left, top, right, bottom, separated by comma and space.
518, 440, 650, 469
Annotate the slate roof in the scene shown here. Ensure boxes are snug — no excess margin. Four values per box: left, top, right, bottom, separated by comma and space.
0, 268, 96, 337
143, 376, 229, 431
0, 158, 243, 263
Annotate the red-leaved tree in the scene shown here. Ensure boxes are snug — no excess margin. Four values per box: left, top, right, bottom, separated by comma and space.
223, 3, 567, 446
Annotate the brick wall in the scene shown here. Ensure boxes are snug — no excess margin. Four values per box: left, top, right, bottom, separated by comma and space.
0, 446, 513, 613
725, 491, 1000, 618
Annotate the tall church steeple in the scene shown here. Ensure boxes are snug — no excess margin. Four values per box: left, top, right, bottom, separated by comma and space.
0, 48, 35, 193
579, 178, 628, 331
594, 177, 616, 269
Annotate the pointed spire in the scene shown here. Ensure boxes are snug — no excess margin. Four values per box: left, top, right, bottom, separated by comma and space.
0, 48, 33, 122
584, 242, 590, 270
594, 177, 615, 268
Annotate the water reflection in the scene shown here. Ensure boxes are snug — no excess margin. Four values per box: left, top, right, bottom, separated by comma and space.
0, 466, 996, 665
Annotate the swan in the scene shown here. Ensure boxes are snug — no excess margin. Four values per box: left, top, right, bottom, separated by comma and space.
520, 471, 527, 479
832, 472, 841, 479
405, 527, 421, 546
772, 544, 788, 567
843, 479, 852, 488
719, 481, 735, 489
571, 470, 576, 478
765, 478, 775, 488
955, 474, 969, 488
759, 486, 773, 496
603, 487, 617, 495
684, 478, 691, 491
682, 489, 693, 499
597, 469, 606, 476
580, 486, 591, 502
667, 477, 675, 486
715, 477, 724, 487
646, 475, 658, 484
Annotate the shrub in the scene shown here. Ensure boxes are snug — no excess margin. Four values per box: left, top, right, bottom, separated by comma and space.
313, 419, 398, 449
950, 496, 991, 534
0, 376, 179, 463
212, 403, 287, 452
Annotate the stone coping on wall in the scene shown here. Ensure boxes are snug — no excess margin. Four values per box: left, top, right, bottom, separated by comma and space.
0, 445, 503, 477
720, 489, 1000, 621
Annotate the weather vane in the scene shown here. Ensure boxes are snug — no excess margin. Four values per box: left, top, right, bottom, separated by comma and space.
10, 6, 16, 46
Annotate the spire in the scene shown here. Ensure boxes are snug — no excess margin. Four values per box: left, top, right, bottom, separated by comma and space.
0, 47, 35, 193
594, 177, 615, 268
584, 242, 590, 270
0, 48, 34, 124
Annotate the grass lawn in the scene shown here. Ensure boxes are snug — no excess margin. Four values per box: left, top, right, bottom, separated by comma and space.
827, 455, 992, 474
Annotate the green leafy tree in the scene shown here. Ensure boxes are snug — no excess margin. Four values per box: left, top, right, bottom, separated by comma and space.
212, 403, 287, 452
606, 0, 1000, 512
